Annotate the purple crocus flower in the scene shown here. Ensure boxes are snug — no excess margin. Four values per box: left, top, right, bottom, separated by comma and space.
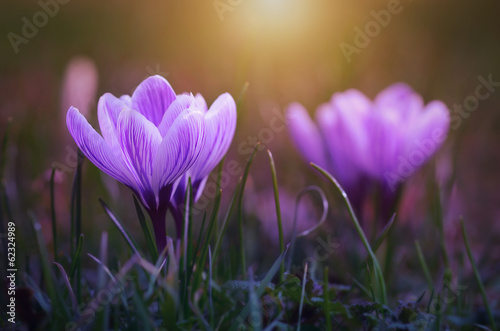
287, 83, 450, 218
66, 75, 206, 251
169, 93, 237, 235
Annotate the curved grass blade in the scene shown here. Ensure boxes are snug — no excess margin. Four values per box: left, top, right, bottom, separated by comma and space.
133, 195, 158, 262
53, 262, 77, 311
311, 163, 387, 304
145, 243, 170, 299
287, 186, 329, 273
99, 198, 141, 257
267, 150, 285, 279
88, 253, 117, 282
461, 218, 497, 331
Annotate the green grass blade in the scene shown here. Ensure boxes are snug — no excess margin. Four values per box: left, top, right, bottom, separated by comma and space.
267, 150, 285, 280
87, 253, 116, 282
213, 180, 241, 264
192, 189, 221, 292
145, 243, 170, 299
460, 218, 497, 331
29, 211, 70, 322
99, 198, 141, 256
287, 186, 329, 272
53, 262, 77, 311
208, 246, 214, 329
69, 234, 84, 280
133, 195, 158, 262
295, 186, 329, 238
237, 143, 260, 279
297, 262, 309, 331
181, 178, 194, 318
371, 213, 396, 253
236, 81, 250, 111
311, 163, 387, 304
414, 240, 434, 291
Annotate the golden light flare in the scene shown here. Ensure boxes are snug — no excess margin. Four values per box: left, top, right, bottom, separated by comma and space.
235, 0, 317, 41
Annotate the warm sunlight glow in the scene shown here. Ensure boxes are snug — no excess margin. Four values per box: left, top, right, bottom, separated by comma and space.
239, 0, 316, 40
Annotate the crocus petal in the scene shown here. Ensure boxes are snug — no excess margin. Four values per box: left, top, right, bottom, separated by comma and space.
117, 109, 162, 206
157, 94, 196, 137
286, 102, 326, 167
120, 95, 132, 107
153, 110, 206, 194
404, 100, 450, 158
331, 89, 372, 116
194, 93, 208, 112
131, 75, 176, 126
315, 101, 363, 187
190, 93, 237, 180
98, 93, 129, 150
66, 106, 135, 188
375, 83, 423, 120
330, 90, 371, 171
362, 109, 402, 178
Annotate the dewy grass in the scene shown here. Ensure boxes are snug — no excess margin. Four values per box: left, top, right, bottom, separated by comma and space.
16, 154, 497, 329
267, 149, 285, 279
311, 163, 387, 305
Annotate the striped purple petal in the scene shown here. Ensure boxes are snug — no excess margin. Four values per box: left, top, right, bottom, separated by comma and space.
131, 75, 176, 126
153, 110, 206, 195
157, 94, 196, 137
117, 109, 162, 208
66, 106, 136, 191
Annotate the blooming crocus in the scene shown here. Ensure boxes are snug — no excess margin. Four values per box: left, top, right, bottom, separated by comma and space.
66, 75, 206, 251
287, 83, 450, 218
169, 93, 237, 235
